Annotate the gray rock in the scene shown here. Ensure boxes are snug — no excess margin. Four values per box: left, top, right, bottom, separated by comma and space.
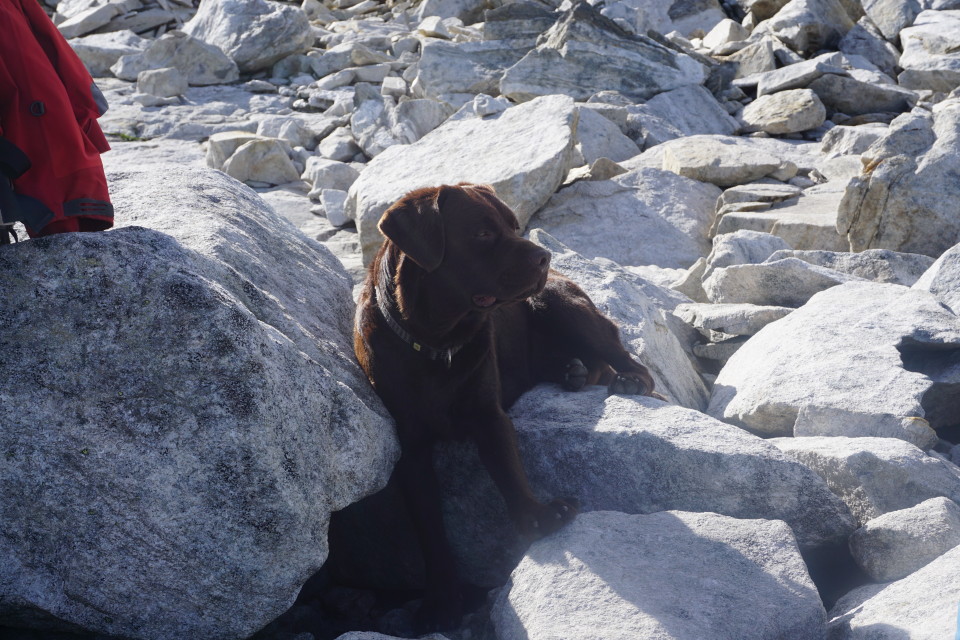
808, 73, 916, 117
575, 106, 641, 163
499, 3, 707, 103
898, 10, 960, 92
819, 123, 888, 157
828, 545, 960, 639
676, 302, 793, 337
741, 88, 827, 134
669, 0, 728, 36
862, 0, 922, 41
137, 67, 187, 98
529, 167, 720, 269
767, 0, 856, 54
736, 0, 791, 19
703, 257, 864, 306
659, 135, 798, 187
0, 165, 397, 639
302, 157, 361, 194
482, 2, 557, 41
205, 130, 261, 170
627, 84, 741, 149
709, 282, 959, 444
717, 183, 804, 209
57, 2, 125, 39
703, 18, 751, 50
717, 36, 779, 78
765, 249, 935, 285
839, 17, 902, 78
69, 30, 148, 78
111, 30, 240, 86
838, 99, 960, 257
849, 497, 960, 582
221, 138, 301, 186
414, 38, 533, 99
97, 8, 177, 36
707, 230, 794, 270
318, 127, 362, 162
347, 95, 578, 265
319, 189, 351, 227
860, 110, 935, 163
531, 230, 709, 409
754, 55, 848, 97
492, 511, 826, 640
771, 436, 960, 526
913, 241, 960, 314
182, 0, 313, 74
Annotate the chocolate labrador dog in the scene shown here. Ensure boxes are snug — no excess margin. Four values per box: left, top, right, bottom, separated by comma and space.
353, 183, 659, 630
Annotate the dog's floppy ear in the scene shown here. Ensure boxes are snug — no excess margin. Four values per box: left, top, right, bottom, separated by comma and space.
378, 186, 449, 272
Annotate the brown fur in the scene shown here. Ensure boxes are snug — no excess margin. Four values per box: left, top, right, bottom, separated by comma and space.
353, 184, 658, 631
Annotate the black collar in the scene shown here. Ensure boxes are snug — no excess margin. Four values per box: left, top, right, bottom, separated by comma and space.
374, 252, 464, 368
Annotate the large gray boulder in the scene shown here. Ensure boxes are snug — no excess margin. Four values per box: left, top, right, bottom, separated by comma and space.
897, 10, 960, 92
771, 436, 960, 526
838, 99, 960, 257
528, 167, 721, 269
767, 0, 856, 54
492, 511, 826, 640
703, 257, 865, 307
346, 95, 579, 265
765, 249, 935, 286
849, 497, 960, 582
828, 544, 960, 639
0, 165, 398, 639
708, 282, 960, 447
625, 84, 741, 149
69, 30, 149, 77
182, 0, 314, 73
111, 30, 240, 85
499, 3, 707, 103
659, 135, 799, 187
413, 38, 533, 99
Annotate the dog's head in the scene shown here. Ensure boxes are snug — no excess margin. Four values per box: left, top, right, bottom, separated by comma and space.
378, 184, 551, 311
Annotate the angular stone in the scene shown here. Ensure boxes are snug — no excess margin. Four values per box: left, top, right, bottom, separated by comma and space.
95, 8, 176, 36
57, 2, 124, 39
703, 257, 864, 306
0, 165, 397, 639
221, 138, 301, 186
575, 106, 641, 164
828, 545, 960, 639
709, 282, 960, 442
898, 10, 960, 92
492, 511, 826, 640
862, 0, 922, 41
768, 0, 856, 54
111, 31, 239, 86
529, 167, 720, 269
717, 37, 778, 79
205, 131, 261, 170
849, 497, 960, 582
626, 84, 740, 148
741, 88, 827, 134
771, 436, 960, 525
660, 134, 796, 187
669, 0, 728, 35
320, 189, 350, 227
676, 302, 793, 337
766, 249, 935, 285
68, 29, 148, 78
808, 73, 915, 116
317, 127, 362, 162
707, 229, 793, 270
913, 241, 960, 314
302, 157, 361, 194
182, 0, 314, 73
499, 3, 707, 103
137, 67, 187, 98
482, 2, 557, 41
839, 17, 902, 78
754, 55, 848, 97
702, 18, 751, 50
347, 95, 578, 264
819, 122, 887, 158
414, 38, 533, 99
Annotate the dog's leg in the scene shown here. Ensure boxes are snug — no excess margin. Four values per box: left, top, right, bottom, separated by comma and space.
394, 439, 463, 632
469, 409, 577, 538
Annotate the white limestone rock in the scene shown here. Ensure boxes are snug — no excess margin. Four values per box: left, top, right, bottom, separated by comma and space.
320, 189, 350, 227
317, 127, 362, 163
703, 18, 751, 51
221, 138, 301, 186
347, 95, 579, 265
69, 30, 148, 78
828, 545, 960, 639
414, 38, 534, 99
913, 241, 960, 314
626, 84, 741, 149
862, 0, 922, 41
819, 123, 888, 158
766, 249, 935, 285
767, 0, 856, 55
302, 157, 361, 194
575, 106, 641, 164
839, 17, 901, 78
703, 257, 864, 306
741, 88, 827, 134
492, 511, 826, 640
849, 497, 960, 582
137, 67, 187, 98
898, 10, 960, 92
529, 167, 720, 269
708, 282, 959, 444
707, 230, 793, 271
807, 73, 916, 117
111, 31, 240, 86
57, 1, 127, 39
660, 135, 797, 187
182, 0, 314, 73
676, 302, 793, 337
770, 436, 960, 525
499, 3, 708, 103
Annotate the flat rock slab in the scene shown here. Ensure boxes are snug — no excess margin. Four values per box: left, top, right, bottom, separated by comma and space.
111, 31, 239, 85
741, 88, 826, 134
347, 94, 578, 265
709, 282, 960, 445
703, 257, 864, 307
849, 497, 960, 582
499, 2, 707, 103
898, 10, 960, 92
767, 249, 934, 286
0, 165, 397, 639
828, 543, 960, 639
770, 436, 960, 526
529, 167, 720, 270
913, 241, 960, 314
414, 38, 533, 99
492, 510, 827, 640
660, 135, 797, 187
675, 302, 793, 337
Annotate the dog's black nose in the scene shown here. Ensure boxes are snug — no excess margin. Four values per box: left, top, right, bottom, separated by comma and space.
531, 248, 551, 269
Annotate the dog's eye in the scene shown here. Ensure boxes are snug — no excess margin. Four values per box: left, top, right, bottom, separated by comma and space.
476, 229, 495, 240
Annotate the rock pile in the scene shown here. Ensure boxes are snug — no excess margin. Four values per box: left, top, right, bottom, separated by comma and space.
2, 0, 960, 639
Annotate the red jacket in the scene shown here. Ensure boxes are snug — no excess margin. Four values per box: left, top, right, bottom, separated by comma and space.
0, 0, 113, 237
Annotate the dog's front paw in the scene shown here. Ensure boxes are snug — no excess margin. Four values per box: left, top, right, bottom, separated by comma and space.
562, 358, 589, 391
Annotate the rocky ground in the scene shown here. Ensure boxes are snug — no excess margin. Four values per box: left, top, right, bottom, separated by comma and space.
2, 0, 960, 638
